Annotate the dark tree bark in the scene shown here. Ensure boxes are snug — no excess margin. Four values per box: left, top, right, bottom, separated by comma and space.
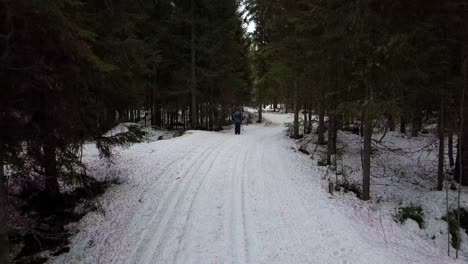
258, 105, 263, 123
455, 111, 468, 186
42, 91, 60, 198
209, 87, 214, 131
307, 108, 312, 134
43, 137, 59, 196
258, 86, 263, 123
196, 103, 201, 127
327, 115, 332, 165
317, 106, 325, 145
151, 83, 158, 126
209, 103, 215, 131
190, 0, 198, 129
462, 84, 468, 185
411, 112, 422, 137
327, 115, 337, 166
0, 157, 8, 264
400, 115, 406, 134
333, 116, 338, 154
388, 114, 395, 131
362, 112, 372, 201
455, 56, 468, 186
292, 81, 299, 138
456, 140, 468, 186
448, 132, 454, 167
437, 103, 444, 191
303, 109, 307, 136
215, 106, 221, 131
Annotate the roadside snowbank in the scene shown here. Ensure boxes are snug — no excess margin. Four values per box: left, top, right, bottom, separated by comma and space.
296, 126, 468, 260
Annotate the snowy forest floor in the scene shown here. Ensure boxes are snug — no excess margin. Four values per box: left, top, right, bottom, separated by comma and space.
50, 111, 466, 264
295, 112, 468, 261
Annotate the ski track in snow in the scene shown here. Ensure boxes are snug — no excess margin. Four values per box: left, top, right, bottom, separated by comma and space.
51, 112, 459, 264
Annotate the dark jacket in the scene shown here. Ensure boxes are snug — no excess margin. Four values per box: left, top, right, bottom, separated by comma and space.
233, 111, 242, 124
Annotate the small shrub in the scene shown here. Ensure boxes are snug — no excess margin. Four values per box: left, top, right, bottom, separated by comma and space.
341, 124, 360, 135
97, 125, 146, 158
246, 112, 253, 124
336, 181, 361, 198
335, 146, 345, 158
317, 159, 328, 166
285, 120, 305, 138
334, 184, 341, 192
172, 130, 185, 138
298, 147, 310, 155
127, 125, 146, 141
346, 183, 362, 198
442, 208, 468, 250
395, 204, 425, 229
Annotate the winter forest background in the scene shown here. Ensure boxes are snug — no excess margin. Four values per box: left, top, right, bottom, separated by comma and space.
1, 0, 468, 263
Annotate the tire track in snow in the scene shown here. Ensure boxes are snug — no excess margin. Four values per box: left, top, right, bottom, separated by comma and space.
230, 141, 251, 264
147, 148, 223, 262
128, 138, 225, 264
261, 132, 352, 263
249, 129, 317, 263
149, 136, 235, 263
136, 143, 201, 199
55, 118, 458, 264
97, 142, 202, 263
240, 144, 252, 264
171, 136, 240, 264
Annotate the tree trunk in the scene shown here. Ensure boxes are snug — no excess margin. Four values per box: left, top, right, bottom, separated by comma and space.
197, 104, 201, 128
0, 158, 8, 264
400, 115, 406, 134
152, 83, 158, 126
258, 86, 263, 123
411, 112, 422, 137
388, 114, 395, 131
216, 107, 221, 131
292, 81, 299, 138
362, 110, 372, 201
455, 108, 468, 186
437, 103, 444, 191
208, 85, 214, 131
182, 108, 186, 130
43, 137, 59, 197
462, 90, 468, 185
327, 115, 335, 165
303, 109, 307, 136
307, 108, 312, 134
448, 132, 454, 167
190, 0, 198, 129
42, 91, 60, 198
209, 103, 215, 131
317, 106, 325, 145
332, 115, 338, 155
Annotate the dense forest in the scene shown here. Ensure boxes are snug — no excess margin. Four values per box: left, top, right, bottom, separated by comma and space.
245, 0, 468, 257
0, 0, 250, 262
1, 0, 468, 263
246, 0, 468, 194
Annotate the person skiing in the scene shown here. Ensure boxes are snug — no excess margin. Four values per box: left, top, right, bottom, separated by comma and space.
233, 106, 242, 135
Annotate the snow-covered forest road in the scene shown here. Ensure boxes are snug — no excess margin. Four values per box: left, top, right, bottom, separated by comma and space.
53, 112, 455, 264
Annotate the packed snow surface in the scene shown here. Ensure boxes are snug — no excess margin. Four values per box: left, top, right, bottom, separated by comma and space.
52, 112, 459, 264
